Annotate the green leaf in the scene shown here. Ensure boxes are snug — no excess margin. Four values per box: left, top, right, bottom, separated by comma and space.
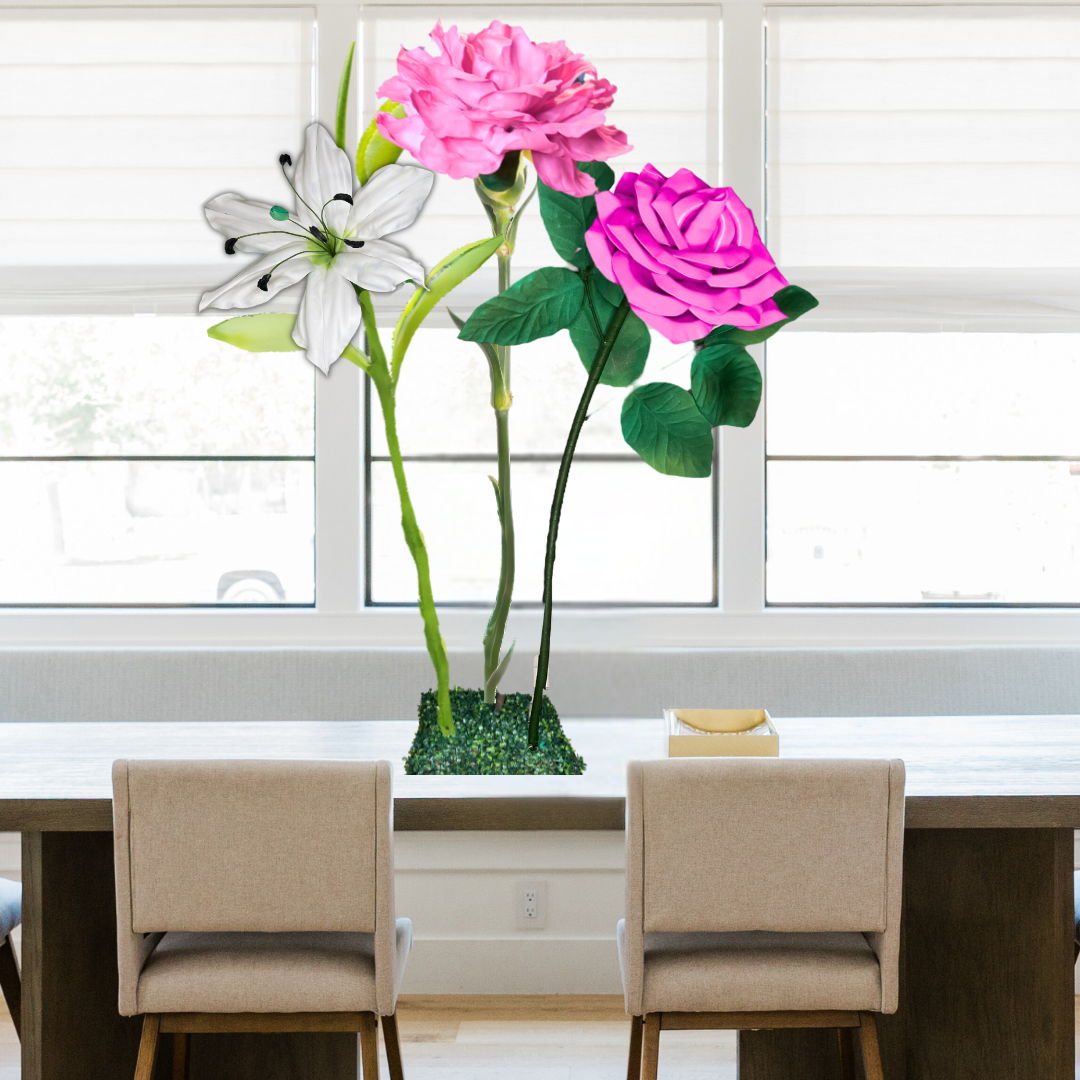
690, 342, 761, 428
568, 275, 650, 387
538, 184, 596, 267
621, 382, 714, 478
207, 313, 301, 352
536, 160, 612, 268
207, 312, 369, 371
334, 42, 355, 151
577, 160, 615, 192
357, 101, 406, 185
699, 284, 820, 347
391, 234, 504, 381
459, 267, 584, 346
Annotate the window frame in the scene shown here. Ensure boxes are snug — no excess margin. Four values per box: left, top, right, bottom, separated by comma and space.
4, 0, 1080, 649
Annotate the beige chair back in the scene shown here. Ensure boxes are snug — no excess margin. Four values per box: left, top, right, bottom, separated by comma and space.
113, 759, 397, 1013
624, 758, 905, 1011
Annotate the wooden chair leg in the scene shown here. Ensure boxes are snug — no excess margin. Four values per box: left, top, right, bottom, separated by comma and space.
837, 1027, 856, 1080
382, 1012, 405, 1080
134, 1015, 161, 1080
359, 1011, 379, 1080
172, 1031, 189, 1080
641, 1013, 661, 1080
0, 933, 20, 1042
858, 1013, 885, 1080
626, 1014, 644, 1080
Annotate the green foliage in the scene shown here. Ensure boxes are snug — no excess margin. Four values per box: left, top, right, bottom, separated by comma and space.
335, 42, 355, 151
393, 234, 505, 380
690, 341, 762, 428
458, 267, 584, 346
207, 313, 301, 352
404, 688, 586, 775
569, 269, 650, 386
208, 312, 368, 370
698, 284, 820, 348
356, 101, 406, 185
621, 382, 714, 478
537, 161, 614, 268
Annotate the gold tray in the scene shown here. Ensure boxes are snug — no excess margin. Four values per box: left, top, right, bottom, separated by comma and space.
664, 708, 779, 757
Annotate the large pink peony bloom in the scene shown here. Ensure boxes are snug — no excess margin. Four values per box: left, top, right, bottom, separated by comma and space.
585, 165, 789, 344
376, 21, 630, 198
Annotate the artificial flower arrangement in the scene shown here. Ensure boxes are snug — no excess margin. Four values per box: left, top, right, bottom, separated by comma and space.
202, 24, 816, 773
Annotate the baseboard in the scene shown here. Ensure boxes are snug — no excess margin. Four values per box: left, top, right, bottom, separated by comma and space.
400, 938, 623, 995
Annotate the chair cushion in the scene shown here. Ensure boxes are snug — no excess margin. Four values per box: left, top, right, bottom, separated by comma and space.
635, 929, 882, 1013
0, 878, 21, 940
137, 931, 377, 1014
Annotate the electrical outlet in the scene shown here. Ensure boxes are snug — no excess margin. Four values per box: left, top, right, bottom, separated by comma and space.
515, 879, 548, 929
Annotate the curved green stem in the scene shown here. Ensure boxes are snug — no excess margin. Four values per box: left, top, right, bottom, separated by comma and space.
359, 291, 454, 737
528, 296, 631, 748
481, 235, 517, 703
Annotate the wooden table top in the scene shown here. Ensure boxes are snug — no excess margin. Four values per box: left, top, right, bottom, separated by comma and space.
1, 715, 1079, 831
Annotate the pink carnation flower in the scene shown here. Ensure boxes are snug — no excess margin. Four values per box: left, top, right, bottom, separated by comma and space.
585, 164, 789, 344
376, 20, 630, 198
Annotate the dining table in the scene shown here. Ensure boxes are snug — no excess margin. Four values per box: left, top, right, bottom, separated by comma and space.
1, 713, 1077, 1080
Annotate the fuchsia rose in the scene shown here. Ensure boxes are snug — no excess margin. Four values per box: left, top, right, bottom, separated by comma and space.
585, 164, 789, 344
376, 21, 630, 198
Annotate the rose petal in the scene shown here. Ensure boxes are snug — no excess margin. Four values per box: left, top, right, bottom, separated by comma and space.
612, 251, 686, 317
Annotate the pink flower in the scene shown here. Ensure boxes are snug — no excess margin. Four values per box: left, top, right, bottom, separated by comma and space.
376, 21, 630, 198
585, 165, 789, 344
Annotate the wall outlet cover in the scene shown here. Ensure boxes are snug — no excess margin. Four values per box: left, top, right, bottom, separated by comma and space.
515, 879, 548, 929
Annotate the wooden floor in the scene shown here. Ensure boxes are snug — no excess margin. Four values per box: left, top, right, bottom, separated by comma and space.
1, 995, 1079, 1079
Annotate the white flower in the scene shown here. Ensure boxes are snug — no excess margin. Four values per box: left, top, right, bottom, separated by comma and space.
200, 123, 433, 373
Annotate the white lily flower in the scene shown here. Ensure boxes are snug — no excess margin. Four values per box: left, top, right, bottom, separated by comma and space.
200, 123, 433, 373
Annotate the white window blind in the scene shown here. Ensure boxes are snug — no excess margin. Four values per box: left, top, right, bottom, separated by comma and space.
0, 7, 314, 269
765, 5, 1080, 270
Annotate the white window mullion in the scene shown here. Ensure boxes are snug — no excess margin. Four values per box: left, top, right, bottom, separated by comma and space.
314, 3, 362, 613
720, 0, 767, 613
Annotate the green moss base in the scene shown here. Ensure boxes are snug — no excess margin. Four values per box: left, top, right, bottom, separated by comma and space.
404, 687, 586, 775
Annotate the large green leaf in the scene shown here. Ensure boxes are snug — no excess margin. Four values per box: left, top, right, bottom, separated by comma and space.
536, 161, 613, 268
357, 101, 406, 185
690, 342, 762, 428
568, 274, 650, 387
538, 183, 597, 267
458, 267, 584, 346
392, 234, 504, 379
207, 312, 301, 352
621, 382, 714, 478
699, 284, 820, 348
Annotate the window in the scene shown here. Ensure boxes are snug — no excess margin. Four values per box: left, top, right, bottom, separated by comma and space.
0, 7, 316, 604
3, 0, 1079, 642
764, 6, 1080, 605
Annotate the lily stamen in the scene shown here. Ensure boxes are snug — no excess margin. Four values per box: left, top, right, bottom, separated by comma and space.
279, 158, 329, 235
225, 228, 312, 254
256, 248, 311, 291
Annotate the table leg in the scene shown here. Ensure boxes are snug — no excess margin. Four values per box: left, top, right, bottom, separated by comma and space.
21, 831, 357, 1080
738, 827, 1074, 1080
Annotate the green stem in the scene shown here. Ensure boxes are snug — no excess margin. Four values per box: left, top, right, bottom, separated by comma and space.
482, 241, 516, 703
528, 296, 631, 748
359, 291, 454, 737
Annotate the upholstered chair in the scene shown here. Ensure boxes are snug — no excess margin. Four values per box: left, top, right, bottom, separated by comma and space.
112, 759, 411, 1080
618, 758, 905, 1080
0, 877, 21, 1040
